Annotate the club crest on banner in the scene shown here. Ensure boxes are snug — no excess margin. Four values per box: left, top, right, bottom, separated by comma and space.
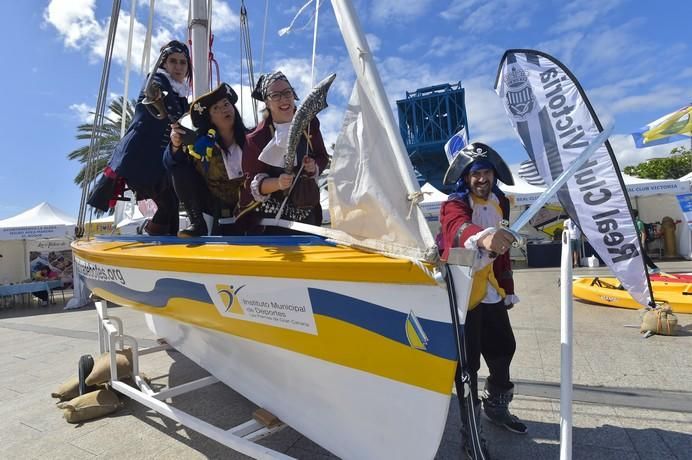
504, 66, 535, 119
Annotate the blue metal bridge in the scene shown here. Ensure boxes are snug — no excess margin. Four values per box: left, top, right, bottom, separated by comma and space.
396, 82, 469, 192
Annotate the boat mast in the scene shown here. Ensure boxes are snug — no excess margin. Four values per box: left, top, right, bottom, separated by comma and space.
329, 0, 436, 251
189, 0, 210, 99
329, 1, 422, 199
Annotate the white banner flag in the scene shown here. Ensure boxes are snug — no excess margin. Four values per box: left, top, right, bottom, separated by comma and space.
495, 49, 653, 307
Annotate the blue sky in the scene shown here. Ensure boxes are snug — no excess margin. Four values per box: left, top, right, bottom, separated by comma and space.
2, 0, 690, 220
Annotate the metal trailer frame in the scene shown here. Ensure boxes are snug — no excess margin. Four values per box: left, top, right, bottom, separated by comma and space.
94, 299, 293, 460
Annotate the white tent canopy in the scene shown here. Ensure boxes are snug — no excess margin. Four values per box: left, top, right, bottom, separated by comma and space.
0, 202, 75, 285
0, 202, 75, 240
410, 172, 692, 259
500, 167, 692, 205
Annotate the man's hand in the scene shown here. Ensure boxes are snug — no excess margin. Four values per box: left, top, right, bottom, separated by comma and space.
478, 229, 515, 254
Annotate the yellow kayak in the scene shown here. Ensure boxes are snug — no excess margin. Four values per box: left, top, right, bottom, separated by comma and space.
573, 276, 692, 314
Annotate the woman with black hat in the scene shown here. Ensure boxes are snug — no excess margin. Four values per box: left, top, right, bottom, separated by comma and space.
88, 40, 191, 236
166, 83, 250, 237
237, 71, 330, 232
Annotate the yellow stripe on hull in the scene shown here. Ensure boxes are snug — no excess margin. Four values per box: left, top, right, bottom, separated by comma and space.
91, 286, 457, 394
73, 240, 437, 285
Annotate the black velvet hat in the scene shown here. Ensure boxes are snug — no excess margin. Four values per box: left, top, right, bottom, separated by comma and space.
189, 83, 239, 129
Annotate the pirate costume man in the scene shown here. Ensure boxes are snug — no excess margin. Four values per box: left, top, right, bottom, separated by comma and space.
88, 40, 190, 236
164, 83, 250, 237
237, 71, 329, 231
438, 142, 527, 455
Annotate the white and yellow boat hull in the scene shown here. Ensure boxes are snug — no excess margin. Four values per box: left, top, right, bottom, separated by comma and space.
73, 236, 463, 459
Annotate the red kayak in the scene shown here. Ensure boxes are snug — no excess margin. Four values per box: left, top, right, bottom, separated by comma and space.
650, 273, 692, 283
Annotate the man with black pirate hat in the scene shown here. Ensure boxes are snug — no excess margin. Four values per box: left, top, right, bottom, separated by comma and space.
439, 142, 527, 455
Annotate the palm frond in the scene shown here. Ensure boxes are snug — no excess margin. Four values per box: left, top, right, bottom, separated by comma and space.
68, 96, 138, 187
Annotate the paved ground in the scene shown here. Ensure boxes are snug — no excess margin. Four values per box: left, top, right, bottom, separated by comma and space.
0, 261, 691, 459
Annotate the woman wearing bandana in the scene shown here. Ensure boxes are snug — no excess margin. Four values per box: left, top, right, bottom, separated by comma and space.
438, 142, 527, 456
165, 83, 250, 237
238, 71, 329, 232
89, 40, 191, 236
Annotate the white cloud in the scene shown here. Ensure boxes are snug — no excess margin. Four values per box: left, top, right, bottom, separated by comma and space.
365, 33, 381, 53
44, 0, 100, 49
440, 0, 536, 33
423, 38, 503, 77
534, 31, 584, 66
69, 102, 95, 123
608, 134, 688, 168
45, 0, 238, 72
149, 0, 238, 33
462, 77, 516, 144
375, 56, 515, 145
551, 0, 623, 34
371, 0, 436, 23
677, 67, 692, 79
589, 79, 691, 124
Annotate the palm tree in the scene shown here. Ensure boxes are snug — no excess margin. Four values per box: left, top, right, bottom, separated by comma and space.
68, 96, 137, 187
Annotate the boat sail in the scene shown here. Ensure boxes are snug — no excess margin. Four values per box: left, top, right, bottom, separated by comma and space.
72, 1, 476, 458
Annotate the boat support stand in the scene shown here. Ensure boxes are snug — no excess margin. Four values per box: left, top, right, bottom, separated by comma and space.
94, 299, 294, 460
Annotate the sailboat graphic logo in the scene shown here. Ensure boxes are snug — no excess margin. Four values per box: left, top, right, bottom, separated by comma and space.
216, 284, 246, 314
405, 310, 429, 351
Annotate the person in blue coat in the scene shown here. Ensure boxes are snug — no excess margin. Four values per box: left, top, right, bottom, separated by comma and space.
88, 40, 190, 235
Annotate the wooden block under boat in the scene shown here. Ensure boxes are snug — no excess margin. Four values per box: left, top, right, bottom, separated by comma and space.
253, 408, 281, 428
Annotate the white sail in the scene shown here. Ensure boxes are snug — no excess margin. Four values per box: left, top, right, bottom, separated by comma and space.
328, 1, 438, 263
329, 82, 438, 262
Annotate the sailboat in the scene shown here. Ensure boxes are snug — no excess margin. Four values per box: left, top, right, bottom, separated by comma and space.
72, 1, 477, 459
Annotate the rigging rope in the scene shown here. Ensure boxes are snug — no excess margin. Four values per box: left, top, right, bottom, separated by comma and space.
272, 0, 323, 222
278, 0, 316, 37
121, 0, 136, 139
208, 33, 220, 88
76, 0, 122, 237
207, 0, 216, 88
140, 0, 155, 74
310, 0, 320, 86
259, 0, 269, 75
239, 1, 258, 124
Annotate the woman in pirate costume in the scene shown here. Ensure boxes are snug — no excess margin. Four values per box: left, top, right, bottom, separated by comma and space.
438, 142, 527, 456
238, 71, 329, 232
165, 83, 250, 237
88, 40, 191, 236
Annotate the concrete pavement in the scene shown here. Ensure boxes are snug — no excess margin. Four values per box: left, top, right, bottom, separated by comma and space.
0, 261, 690, 459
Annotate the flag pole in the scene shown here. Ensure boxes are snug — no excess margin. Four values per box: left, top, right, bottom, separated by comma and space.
560, 221, 574, 460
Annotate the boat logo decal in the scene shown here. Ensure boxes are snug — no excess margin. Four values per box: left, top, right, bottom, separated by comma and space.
217, 284, 246, 314
405, 310, 429, 351
207, 281, 318, 335
600, 295, 617, 302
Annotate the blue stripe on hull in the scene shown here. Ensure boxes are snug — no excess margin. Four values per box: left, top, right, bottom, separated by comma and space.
95, 234, 333, 246
86, 278, 212, 307
85, 278, 457, 361
309, 288, 456, 361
